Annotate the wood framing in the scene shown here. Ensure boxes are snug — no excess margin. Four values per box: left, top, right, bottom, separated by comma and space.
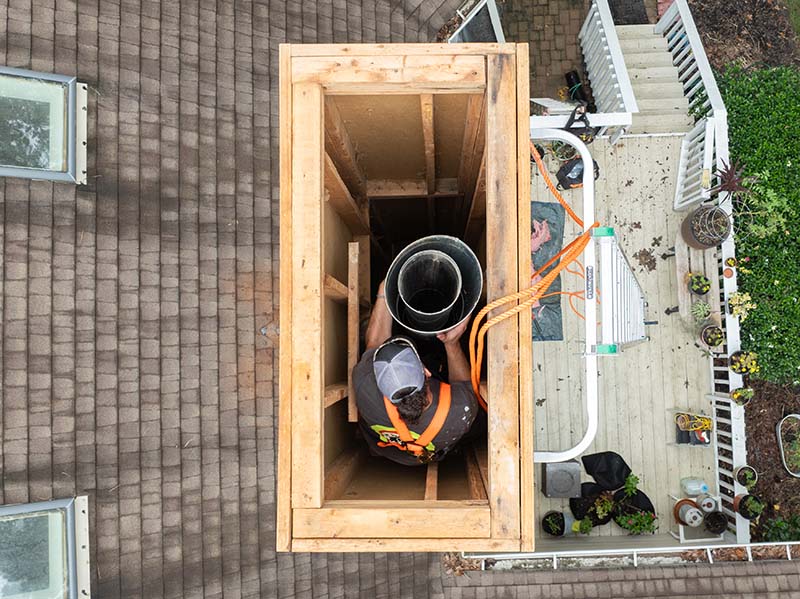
324, 96, 367, 201
484, 51, 521, 540
515, 44, 535, 551
425, 462, 439, 501
366, 178, 459, 198
278, 42, 531, 553
347, 242, 360, 422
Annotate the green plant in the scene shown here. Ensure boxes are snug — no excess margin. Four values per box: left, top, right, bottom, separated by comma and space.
701, 325, 725, 347
614, 511, 658, 535
688, 273, 711, 295
735, 171, 793, 240
738, 467, 757, 491
691, 301, 712, 324
742, 495, 765, 518
731, 387, 755, 404
543, 512, 563, 535
786, 437, 800, 472
593, 493, 614, 520
719, 66, 800, 383
728, 292, 757, 322
623, 473, 639, 499
762, 515, 800, 542
575, 517, 593, 535
730, 351, 760, 375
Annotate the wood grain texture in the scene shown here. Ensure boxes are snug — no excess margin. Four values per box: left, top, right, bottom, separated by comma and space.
277, 43, 294, 551
324, 383, 348, 408
324, 153, 369, 234
290, 82, 326, 509
465, 446, 488, 501
421, 93, 436, 231
324, 274, 348, 302
366, 178, 459, 197
485, 51, 521, 540
290, 537, 520, 553
347, 242, 360, 422
293, 506, 491, 538
325, 97, 367, 201
289, 43, 518, 57
291, 55, 487, 92
324, 447, 366, 500
424, 462, 439, 501
515, 43, 535, 552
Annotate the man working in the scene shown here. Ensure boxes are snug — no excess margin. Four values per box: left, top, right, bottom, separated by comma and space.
353, 280, 479, 465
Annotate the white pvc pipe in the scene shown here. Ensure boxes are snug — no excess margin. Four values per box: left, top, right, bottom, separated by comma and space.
529, 128, 598, 463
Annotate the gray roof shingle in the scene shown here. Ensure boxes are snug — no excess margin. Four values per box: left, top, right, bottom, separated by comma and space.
2, 1, 800, 597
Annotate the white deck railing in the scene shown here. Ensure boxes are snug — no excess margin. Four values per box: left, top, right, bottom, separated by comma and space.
656, 0, 727, 211
657, 0, 749, 545
673, 117, 714, 210
577, 0, 638, 139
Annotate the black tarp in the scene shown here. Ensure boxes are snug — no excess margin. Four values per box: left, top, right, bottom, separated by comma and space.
581, 451, 632, 491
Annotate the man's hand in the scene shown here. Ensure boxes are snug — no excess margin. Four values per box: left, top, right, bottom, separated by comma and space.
436, 318, 469, 346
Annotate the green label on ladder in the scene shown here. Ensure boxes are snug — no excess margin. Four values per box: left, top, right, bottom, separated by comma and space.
593, 227, 615, 237
594, 344, 618, 354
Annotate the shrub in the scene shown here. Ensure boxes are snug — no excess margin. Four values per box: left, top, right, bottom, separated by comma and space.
762, 515, 800, 542
718, 66, 800, 383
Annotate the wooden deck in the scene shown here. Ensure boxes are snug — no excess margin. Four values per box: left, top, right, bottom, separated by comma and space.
530, 136, 717, 540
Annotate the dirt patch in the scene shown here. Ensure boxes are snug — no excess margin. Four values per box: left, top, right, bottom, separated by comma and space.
689, 0, 799, 69
745, 380, 800, 540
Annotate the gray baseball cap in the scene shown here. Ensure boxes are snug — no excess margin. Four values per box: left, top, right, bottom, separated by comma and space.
373, 337, 426, 403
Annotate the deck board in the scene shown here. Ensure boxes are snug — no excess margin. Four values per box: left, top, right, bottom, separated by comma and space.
530, 136, 716, 540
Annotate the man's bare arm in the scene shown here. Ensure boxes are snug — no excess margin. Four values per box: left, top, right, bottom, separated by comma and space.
436, 319, 470, 382
365, 281, 393, 350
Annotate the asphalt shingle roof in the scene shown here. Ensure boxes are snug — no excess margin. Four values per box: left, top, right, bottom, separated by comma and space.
1, 0, 799, 597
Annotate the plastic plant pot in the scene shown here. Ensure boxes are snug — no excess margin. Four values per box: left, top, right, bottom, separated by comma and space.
542, 510, 566, 537
700, 325, 725, 348
733, 494, 765, 521
704, 511, 728, 535
688, 273, 711, 296
734, 465, 758, 490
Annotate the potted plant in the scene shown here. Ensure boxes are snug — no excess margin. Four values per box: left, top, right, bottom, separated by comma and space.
573, 517, 593, 535
688, 273, 711, 296
700, 324, 725, 348
592, 492, 615, 523
729, 351, 759, 375
777, 414, 800, 478
724, 257, 738, 268
731, 387, 755, 406
727, 292, 757, 322
542, 510, 573, 537
733, 494, 765, 521
614, 510, 658, 535
704, 511, 728, 535
690, 300, 711, 324
681, 205, 731, 249
735, 465, 758, 490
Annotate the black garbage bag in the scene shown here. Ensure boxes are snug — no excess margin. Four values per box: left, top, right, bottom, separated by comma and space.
612, 488, 656, 518
570, 482, 614, 526
581, 451, 632, 491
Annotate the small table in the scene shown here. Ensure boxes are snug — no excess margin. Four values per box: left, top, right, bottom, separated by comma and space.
674, 233, 722, 325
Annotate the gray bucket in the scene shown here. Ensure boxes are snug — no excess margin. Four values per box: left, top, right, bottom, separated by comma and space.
385, 235, 483, 336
